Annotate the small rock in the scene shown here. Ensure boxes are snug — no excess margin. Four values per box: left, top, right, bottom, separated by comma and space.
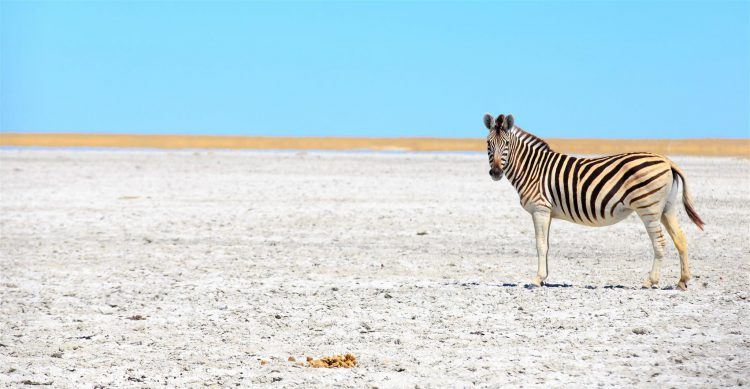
51, 352, 63, 358
60, 342, 79, 351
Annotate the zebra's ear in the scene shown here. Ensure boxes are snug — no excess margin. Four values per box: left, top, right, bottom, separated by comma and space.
483, 113, 494, 130
503, 114, 515, 131
494, 114, 505, 133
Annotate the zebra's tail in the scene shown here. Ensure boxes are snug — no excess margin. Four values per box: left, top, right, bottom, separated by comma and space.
670, 161, 704, 230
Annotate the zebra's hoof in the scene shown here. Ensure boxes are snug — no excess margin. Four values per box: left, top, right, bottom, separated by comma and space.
531, 276, 544, 287
642, 279, 657, 289
677, 281, 688, 291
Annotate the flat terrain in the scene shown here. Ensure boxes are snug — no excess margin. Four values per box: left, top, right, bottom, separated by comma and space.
1, 149, 748, 387
2, 133, 749, 157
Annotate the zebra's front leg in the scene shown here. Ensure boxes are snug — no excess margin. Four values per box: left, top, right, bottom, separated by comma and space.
531, 208, 552, 287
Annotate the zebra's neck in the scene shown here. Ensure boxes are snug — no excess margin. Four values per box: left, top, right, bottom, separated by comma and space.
510, 126, 553, 152
505, 127, 557, 191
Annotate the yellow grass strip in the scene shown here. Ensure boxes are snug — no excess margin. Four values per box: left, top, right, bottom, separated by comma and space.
1, 133, 748, 157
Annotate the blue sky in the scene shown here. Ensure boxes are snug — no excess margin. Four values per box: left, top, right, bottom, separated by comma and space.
2, 1, 748, 139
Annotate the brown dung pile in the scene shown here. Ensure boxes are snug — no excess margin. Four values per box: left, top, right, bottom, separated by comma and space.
305, 354, 357, 368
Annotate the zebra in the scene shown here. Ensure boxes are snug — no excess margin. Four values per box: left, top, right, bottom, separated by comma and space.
483, 113, 704, 290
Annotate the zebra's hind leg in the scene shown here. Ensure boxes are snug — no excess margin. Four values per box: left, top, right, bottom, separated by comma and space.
661, 211, 690, 290
638, 211, 667, 289
531, 208, 552, 287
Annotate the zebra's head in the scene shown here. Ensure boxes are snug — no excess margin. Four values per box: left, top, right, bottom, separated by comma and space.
483, 113, 514, 181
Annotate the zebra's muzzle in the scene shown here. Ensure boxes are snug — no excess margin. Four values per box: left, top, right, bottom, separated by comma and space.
489, 167, 503, 181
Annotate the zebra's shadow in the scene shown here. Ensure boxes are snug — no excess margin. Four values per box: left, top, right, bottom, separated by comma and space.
454, 281, 674, 290
515, 283, 674, 290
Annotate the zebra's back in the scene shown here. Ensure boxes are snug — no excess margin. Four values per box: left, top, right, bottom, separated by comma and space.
541, 152, 674, 226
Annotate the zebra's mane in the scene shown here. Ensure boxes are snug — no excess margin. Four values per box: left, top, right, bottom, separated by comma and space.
512, 126, 553, 151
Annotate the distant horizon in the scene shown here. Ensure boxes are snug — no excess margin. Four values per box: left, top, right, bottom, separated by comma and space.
3, 2, 749, 139
1, 130, 749, 140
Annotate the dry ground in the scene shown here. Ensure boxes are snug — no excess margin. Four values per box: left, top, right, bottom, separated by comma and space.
0, 149, 748, 387
1, 133, 748, 157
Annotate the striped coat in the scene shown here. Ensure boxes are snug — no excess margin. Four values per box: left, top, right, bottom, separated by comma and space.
484, 113, 703, 289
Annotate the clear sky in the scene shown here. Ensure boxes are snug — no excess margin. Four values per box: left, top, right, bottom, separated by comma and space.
2, 1, 748, 139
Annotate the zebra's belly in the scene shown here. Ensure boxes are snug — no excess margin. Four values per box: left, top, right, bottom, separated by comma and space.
551, 204, 634, 227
